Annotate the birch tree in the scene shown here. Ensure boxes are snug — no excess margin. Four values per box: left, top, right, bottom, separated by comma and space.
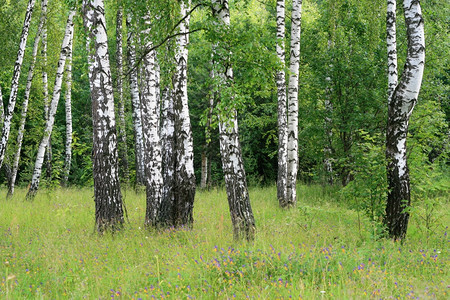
173, 0, 196, 227
0, 86, 4, 127
212, 0, 255, 241
323, 39, 334, 185
140, 15, 163, 227
201, 68, 214, 189
83, 0, 124, 232
126, 15, 145, 187
0, 0, 36, 170
159, 88, 176, 226
62, 25, 74, 186
26, 9, 75, 200
286, 0, 302, 207
115, 6, 129, 184
8, 0, 47, 197
276, 0, 288, 207
41, 4, 52, 181
385, 0, 425, 240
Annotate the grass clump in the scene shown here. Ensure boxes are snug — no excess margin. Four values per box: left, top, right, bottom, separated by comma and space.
0, 185, 448, 299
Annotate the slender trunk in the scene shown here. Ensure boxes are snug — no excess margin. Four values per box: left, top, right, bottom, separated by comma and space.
173, 0, 196, 227
0, 0, 36, 169
62, 27, 74, 186
126, 15, 145, 187
141, 15, 163, 227
8, 0, 47, 197
385, 0, 425, 240
276, 0, 288, 206
212, 0, 255, 241
42, 7, 52, 181
323, 39, 334, 185
26, 10, 75, 200
0, 86, 4, 126
83, 0, 124, 232
159, 88, 176, 226
201, 65, 215, 189
323, 96, 334, 185
116, 7, 129, 184
286, 0, 302, 206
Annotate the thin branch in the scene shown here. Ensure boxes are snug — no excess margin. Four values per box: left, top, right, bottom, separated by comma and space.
124, 2, 206, 77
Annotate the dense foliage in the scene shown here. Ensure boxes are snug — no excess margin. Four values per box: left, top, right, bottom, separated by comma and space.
0, 0, 448, 202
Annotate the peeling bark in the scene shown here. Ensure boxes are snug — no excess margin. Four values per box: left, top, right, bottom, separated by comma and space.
8, 0, 47, 197
286, 0, 302, 206
385, 0, 425, 240
83, 0, 124, 232
27, 9, 75, 200
0, 0, 36, 169
212, 0, 255, 241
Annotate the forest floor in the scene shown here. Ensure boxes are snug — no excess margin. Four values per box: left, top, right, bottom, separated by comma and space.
0, 185, 448, 299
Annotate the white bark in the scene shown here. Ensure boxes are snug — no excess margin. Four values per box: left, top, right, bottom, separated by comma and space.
323, 39, 334, 185
26, 9, 75, 199
385, 0, 425, 239
126, 15, 146, 186
116, 7, 129, 184
42, 9, 52, 180
172, 0, 196, 227
62, 27, 74, 186
141, 14, 163, 227
212, 0, 255, 240
276, 0, 288, 206
8, 0, 47, 197
83, 0, 124, 231
387, 0, 398, 103
286, 0, 302, 206
201, 73, 214, 189
159, 88, 176, 225
0, 0, 36, 169
0, 86, 4, 126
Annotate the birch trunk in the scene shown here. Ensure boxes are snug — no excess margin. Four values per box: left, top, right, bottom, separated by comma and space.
126, 15, 145, 187
0, 86, 4, 126
83, 0, 124, 232
173, 0, 196, 227
8, 0, 47, 197
387, 0, 398, 103
62, 28, 73, 186
116, 7, 129, 184
201, 69, 214, 189
323, 40, 334, 185
212, 0, 255, 241
159, 88, 176, 226
41, 7, 52, 181
141, 16, 163, 227
0, 0, 36, 169
276, 0, 288, 207
286, 0, 302, 207
26, 10, 75, 200
385, 0, 425, 240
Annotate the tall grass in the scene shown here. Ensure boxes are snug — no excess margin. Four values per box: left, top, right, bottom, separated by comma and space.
0, 185, 448, 299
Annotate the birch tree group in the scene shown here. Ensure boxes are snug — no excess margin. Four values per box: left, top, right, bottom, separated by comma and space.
276, 0, 302, 208
0, 0, 442, 240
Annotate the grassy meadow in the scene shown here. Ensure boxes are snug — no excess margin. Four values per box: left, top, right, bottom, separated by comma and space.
0, 185, 448, 299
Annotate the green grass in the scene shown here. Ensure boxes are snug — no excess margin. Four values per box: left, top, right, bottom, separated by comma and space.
0, 185, 448, 299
